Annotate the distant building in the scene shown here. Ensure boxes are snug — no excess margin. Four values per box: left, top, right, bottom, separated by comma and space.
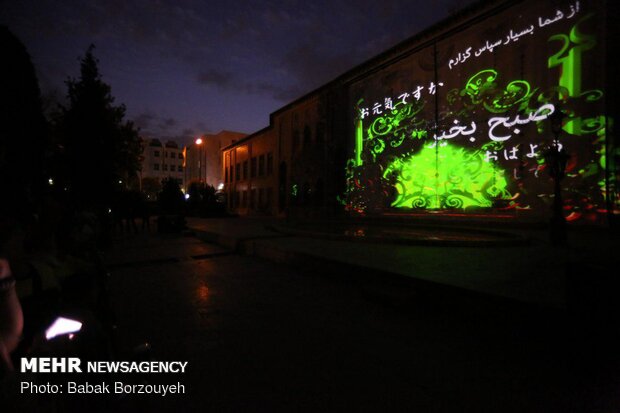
184, 130, 246, 191
140, 138, 185, 196
222, 127, 277, 215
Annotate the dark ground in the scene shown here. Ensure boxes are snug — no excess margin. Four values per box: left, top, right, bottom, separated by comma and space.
103, 231, 620, 413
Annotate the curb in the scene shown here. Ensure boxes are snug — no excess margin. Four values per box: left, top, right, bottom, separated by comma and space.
267, 224, 530, 248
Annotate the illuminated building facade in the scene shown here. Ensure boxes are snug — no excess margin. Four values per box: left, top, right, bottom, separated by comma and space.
223, 0, 618, 224
222, 127, 277, 214
185, 130, 246, 191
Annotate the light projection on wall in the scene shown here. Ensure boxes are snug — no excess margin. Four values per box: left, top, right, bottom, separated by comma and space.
448, 2, 582, 70
342, 5, 616, 223
386, 144, 511, 209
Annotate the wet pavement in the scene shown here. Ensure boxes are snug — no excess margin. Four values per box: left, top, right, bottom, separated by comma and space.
188, 218, 568, 308
105, 230, 620, 412
106, 233, 232, 268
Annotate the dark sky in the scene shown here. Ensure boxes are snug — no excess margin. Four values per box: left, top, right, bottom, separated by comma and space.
2, 0, 475, 145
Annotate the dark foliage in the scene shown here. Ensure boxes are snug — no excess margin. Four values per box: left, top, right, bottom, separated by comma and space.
53, 45, 141, 209
0, 26, 48, 226
187, 182, 226, 216
158, 177, 185, 215
141, 176, 162, 201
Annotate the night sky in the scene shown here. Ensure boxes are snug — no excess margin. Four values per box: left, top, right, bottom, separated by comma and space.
2, 0, 475, 145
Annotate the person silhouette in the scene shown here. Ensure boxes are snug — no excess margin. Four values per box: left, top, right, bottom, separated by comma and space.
0, 257, 22, 374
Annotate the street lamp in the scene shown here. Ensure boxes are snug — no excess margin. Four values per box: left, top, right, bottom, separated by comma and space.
195, 138, 203, 183
544, 109, 569, 245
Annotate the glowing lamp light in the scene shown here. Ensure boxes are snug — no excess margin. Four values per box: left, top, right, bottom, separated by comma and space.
195, 138, 203, 145
45, 317, 82, 340
48, 178, 54, 185
184, 193, 190, 200
217, 183, 224, 190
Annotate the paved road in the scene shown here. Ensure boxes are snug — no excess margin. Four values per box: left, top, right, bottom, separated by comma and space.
187, 217, 620, 309
105, 232, 620, 412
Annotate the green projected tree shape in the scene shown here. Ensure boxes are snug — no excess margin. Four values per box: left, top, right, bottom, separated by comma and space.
387, 144, 510, 209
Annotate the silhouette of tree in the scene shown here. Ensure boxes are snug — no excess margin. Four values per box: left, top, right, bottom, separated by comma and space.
141, 176, 162, 200
0, 26, 48, 223
158, 177, 184, 215
55, 45, 141, 209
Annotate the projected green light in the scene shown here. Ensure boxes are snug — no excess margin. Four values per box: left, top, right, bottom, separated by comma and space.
342, 11, 615, 220
464, 69, 533, 114
355, 119, 363, 166
387, 144, 511, 209
548, 13, 595, 100
365, 100, 427, 162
